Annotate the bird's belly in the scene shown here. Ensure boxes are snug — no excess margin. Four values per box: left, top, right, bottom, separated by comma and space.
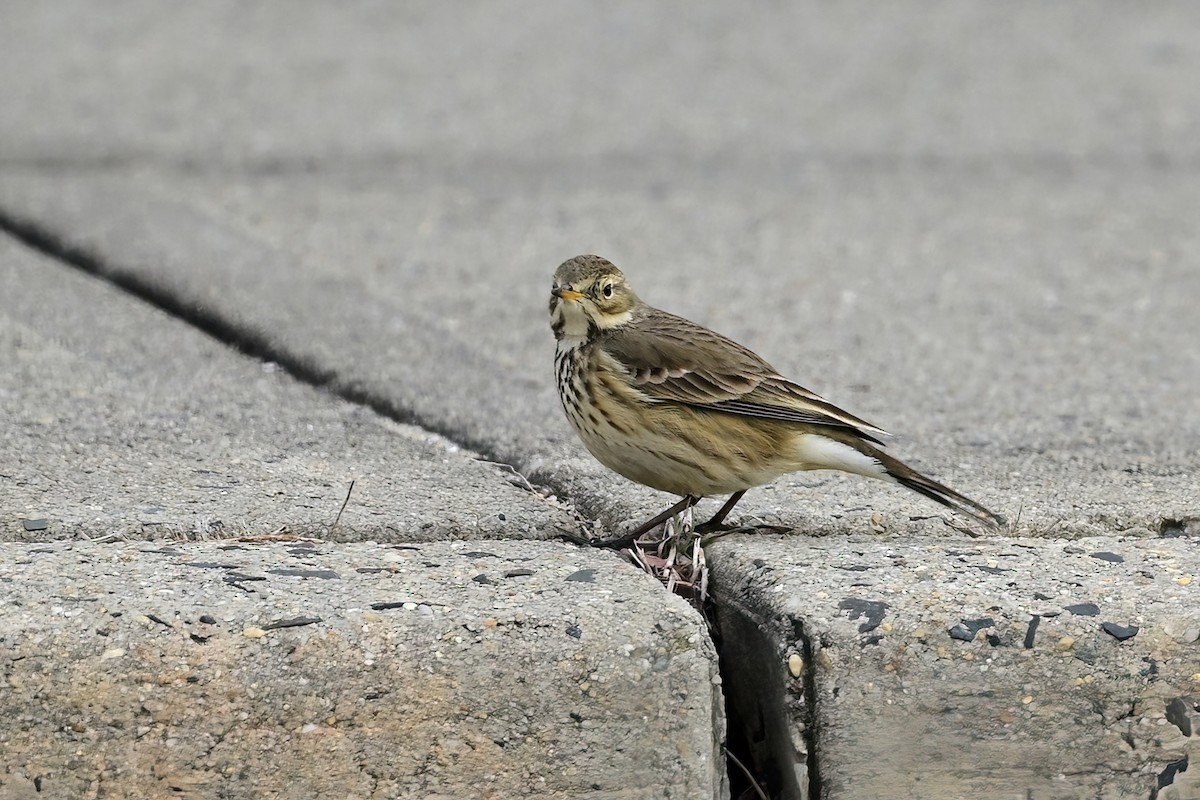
578, 422, 780, 496
557, 354, 793, 496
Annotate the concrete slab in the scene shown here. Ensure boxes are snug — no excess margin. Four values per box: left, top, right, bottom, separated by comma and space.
2, 2, 1199, 164
0, 538, 726, 799
710, 534, 1200, 799
2, 4, 1199, 797
0, 1, 1197, 541
0, 236, 574, 542
1, 161, 1197, 540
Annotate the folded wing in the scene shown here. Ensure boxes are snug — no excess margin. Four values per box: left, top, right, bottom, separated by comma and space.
600, 308, 889, 445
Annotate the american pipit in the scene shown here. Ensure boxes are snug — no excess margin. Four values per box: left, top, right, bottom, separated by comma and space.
549, 254, 1004, 543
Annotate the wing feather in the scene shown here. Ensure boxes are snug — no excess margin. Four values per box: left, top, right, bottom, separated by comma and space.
599, 308, 889, 443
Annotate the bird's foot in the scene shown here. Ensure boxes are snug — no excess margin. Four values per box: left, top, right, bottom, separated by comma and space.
697, 521, 791, 545
585, 531, 641, 549
694, 519, 739, 535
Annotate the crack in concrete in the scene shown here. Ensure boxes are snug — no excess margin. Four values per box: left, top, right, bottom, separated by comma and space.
791, 617, 824, 800
0, 209, 748, 795
0, 204, 694, 549
0, 209, 525, 474
5, 148, 1200, 181
711, 572, 816, 800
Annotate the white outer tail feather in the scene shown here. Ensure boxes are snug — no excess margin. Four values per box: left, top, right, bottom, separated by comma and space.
793, 434, 889, 479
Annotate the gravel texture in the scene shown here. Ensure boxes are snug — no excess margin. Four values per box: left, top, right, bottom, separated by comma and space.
710, 533, 1200, 799
0, 539, 726, 800
2, 4, 1199, 797
1, 238, 575, 543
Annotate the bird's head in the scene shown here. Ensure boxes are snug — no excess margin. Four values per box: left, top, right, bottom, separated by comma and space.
549, 255, 641, 340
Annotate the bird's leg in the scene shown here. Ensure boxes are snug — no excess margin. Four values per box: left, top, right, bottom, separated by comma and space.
589, 495, 700, 549
696, 490, 747, 533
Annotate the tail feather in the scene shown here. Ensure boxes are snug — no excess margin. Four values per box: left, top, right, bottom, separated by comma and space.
874, 449, 1006, 530
794, 431, 1006, 530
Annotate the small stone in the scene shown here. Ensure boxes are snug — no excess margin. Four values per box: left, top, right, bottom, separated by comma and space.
1023, 615, 1040, 649
1157, 758, 1190, 791
483, 618, 498, 628
1064, 603, 1100, 616
101, 648, 125, 660
565, 569, 596, 583
839, 598, 889, 633
242, 627, 267, 638
1165, 697, 1193, 737
268, 568, 339, 579
1101, 622, 1139, 641
948, 618, 994, 641
1176, 575, 1193, 586
787, 653, 803, 679
1090, 551, 1124, 563
264, 616, 321, 630
1161, 617, 1200, 644
20, 518, 49, 531
1056, 636, 1076, 651
1021, 695, 1034, 705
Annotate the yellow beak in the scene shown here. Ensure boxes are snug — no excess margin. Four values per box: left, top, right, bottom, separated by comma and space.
552, 287, 584, 301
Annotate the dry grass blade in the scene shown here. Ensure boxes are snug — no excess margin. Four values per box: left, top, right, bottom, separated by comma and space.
724, 745, 768, 800
626, 506, 710, 611
331, 479, 355, 531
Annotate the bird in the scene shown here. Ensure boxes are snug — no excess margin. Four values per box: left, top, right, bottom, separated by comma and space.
548, 254, 1004, 544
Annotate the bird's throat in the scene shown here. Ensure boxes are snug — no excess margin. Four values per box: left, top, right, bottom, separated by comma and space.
551, 301, 590, 340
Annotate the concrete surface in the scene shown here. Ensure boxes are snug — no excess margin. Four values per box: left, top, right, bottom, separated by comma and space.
711, 534, 1200, 799
2, 3, 1199, 162
3, 156, 1198, 541
0, 539, 725, 799
2, 3, 1199, 798
0, 236, 575, 542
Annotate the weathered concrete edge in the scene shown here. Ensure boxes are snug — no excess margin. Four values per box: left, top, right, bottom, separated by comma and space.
708, 534, 1200, 800
0, 539, 729, 799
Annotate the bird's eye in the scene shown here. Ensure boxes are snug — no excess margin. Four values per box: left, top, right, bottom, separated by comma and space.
602, 282, 614, 298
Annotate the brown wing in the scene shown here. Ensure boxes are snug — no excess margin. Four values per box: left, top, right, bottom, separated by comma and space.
599, 307, 889, 444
